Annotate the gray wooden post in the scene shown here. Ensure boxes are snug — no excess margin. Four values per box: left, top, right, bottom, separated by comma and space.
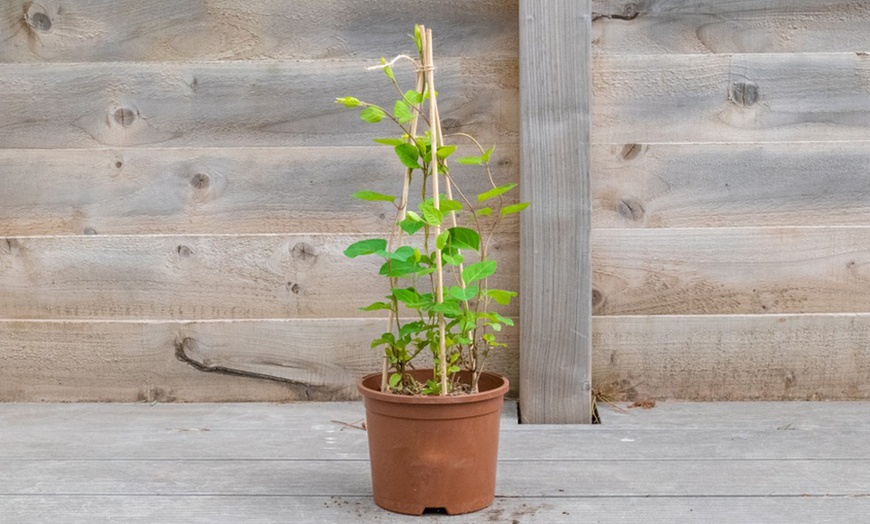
519, 0, 593, 423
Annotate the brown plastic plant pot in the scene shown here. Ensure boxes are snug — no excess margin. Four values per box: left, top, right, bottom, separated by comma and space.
358, 369, 509, 516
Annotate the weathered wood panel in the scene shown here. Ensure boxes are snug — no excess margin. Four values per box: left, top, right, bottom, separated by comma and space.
592, 1, 870, 54
0, 0, 517, 62
594, 314, 870, 400
3, 458, 870, 496
592, 227, 870, 315
0, 146, 518, 235
0, 59, 517, 148
593, 53, 870, 144
520, 0, 592, 423
592, 142, 870, 228
0, 235, 518, 319
4, 495, 869, 524
0, 320, 519, 401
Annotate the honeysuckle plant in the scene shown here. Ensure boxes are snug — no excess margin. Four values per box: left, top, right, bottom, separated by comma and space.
338, 25, 527, 396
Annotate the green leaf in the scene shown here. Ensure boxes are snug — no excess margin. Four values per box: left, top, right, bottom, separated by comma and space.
501, 202, 531, 216
436, 145, 457, 159
373, 137, 405, 146
442, 251, 464, 266
335, 96, 361, 108
380, 57, 395, 81
404, 90, 424, 104
389, 373, 402, 388
399, 321, 427, 339
457, 155, 482, 165
420, 202, 444, 226
439, 199, 462, 213
344, 238, 387, 258
449, 285, 479, 301
360, 106, 386, 123
478, 183, 518, 202
394, 143, 421, 169
352, 191, 395, 203
413, 25, 423, 54
487, 289, 517, 305
447, 227, 480, 252
394, 100, 413, 124
359, 301, 392, 312
392, 287, 422, 307
400, 216, 424, 235
429, 299, 462, 317
378, 259, 419, 277
491, 312, 514, 327
436, 230, 449, 250
392, 246, 416, 261
482, 146, 495, 163
475, 207, 492, 217
462, 260, 497, 284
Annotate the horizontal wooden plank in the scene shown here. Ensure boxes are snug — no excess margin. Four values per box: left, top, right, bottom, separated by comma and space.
0, 146, 518, 235
0, 320, 518, 402
594, 314, 870, 400
0, 59, 517, 148
592, 227, 870, 315
593, 142, 870, 228
592, 1, 870, 54
593, 53, 870, 144
4, 495, 869, 524
0, 0, 518, 62
0, 234, 518, 319
3, 458, 869, 497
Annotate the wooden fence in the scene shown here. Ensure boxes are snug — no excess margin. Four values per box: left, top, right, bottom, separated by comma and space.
2, 1, 870, 418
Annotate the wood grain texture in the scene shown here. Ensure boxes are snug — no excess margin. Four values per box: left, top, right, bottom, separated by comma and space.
0, 59, 517, 148
593, 142, 870, 228
0, 234, 518, 319
519, 0, 593, 423
594, 314, 870, 400
592, 1, 870, 54
0, 146, 518, 235
3, 495, 869, 524
593, 52, 870, 144
593, 227, 870, 315
0, 0, 518, 62
0, 320, 519, 401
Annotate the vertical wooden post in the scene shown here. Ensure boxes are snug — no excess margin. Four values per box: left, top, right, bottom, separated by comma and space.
519, 0, 592, 423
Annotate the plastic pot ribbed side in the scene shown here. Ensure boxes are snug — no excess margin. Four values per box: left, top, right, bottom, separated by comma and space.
358, 370, 509, 515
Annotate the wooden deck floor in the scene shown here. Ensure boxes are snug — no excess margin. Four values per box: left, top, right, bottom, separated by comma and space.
2, 401, 869, 523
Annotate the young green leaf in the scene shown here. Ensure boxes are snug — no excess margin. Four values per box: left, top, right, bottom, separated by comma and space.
457, 155, 483, 165
360, 106, 386, 123
449, 285, 479, 301
359, 301, 392, 312
394, 100, 413, 124
404, 90, 424, 104
429, 299, 462, 317
335, 96, 361, 108
399, 216, 424, 235
436, 145, 457, 159
372, 137, 405, 146
413, 25, 423, 54
442, 251, 464, 266
439, 199, 463, 213
482, 146, 495, 163
420, 202, 444, 226
462, 260, 497, 284
501, 202, 531, 216
478, 183, 518, 202
447, 227, 480, 251
435, 230, 450, 250
399, 321, 427, 339
392, 287, 422, 307
487, 289, 517, 305
394, 143, 421, 169
380, 57, 395, 81
344, 238, 387, 258
352, 191, 395, 203
378, 259, 421, 277
475, 207, 492, 217
389, 372, 402, 388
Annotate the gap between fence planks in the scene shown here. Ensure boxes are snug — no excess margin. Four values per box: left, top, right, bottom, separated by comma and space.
519, 0, 593, 423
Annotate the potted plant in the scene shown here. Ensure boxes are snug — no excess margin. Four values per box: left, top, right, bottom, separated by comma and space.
336, 25, 527, 516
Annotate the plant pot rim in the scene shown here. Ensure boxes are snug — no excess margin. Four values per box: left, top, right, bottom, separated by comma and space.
358, 370, 509, 405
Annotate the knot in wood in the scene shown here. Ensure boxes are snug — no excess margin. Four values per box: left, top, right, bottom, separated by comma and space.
728, 81, 759, 108
176, 245, 192, 257
190, 173, 210, 189
620, 143, 643, 161
591, 288, 605, 308
113, 108, 138, 128
83, 227, 98, 235
617, 198, 645, 221
291, 242, 318, 263
441, 118, 462, 131
25, 8, 51, 32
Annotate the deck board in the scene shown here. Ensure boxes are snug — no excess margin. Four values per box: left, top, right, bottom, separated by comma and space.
2, 401, 869, 522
